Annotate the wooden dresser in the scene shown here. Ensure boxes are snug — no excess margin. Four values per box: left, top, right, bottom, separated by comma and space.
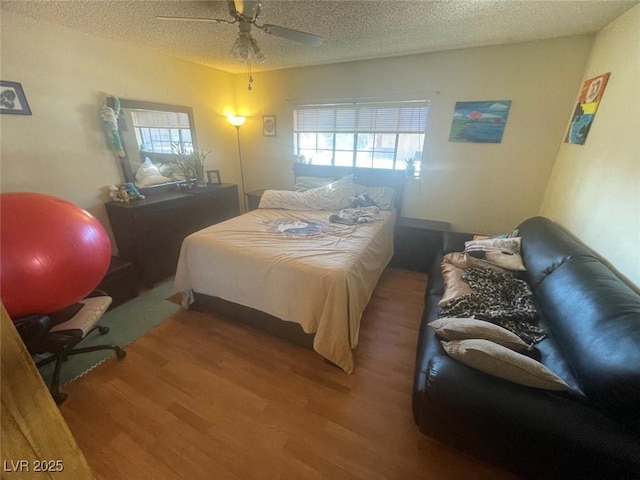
106, 184, 240, 287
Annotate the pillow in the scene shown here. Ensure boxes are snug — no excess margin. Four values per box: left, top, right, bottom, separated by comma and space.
294, 176, 336, 192
472, 228, 519, 241
443, 251, 509, 273
429, 317, 529, 351
259, 174, 355, 210
464, 237, 526, 271
158, 162, 186, 181
438, 262, 475, 307
441, 339, 570, 391
135, 158, 172, 187
353, 183, 396, 210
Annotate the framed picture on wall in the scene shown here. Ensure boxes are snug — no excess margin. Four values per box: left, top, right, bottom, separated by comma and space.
449, 100, 512, 143
0, 80, 32, 115
263, 115, 276, 136
207, 170, 221, 185
565, 72, 610, 145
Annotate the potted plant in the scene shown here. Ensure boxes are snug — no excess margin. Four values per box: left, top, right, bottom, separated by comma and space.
404, 158, 417, 178
172, 144, 210, 187
189, 150, 210, 186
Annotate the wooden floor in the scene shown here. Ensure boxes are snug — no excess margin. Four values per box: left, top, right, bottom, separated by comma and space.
60, 268, 517, 480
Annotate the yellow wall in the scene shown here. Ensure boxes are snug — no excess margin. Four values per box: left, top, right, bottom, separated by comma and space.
540, 5, 640, 288
234, 36, 592, 234
0, 10, 238, 245
3, 8, 635, 287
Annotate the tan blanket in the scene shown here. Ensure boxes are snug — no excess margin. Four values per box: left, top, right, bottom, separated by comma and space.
173, 208, 395, 373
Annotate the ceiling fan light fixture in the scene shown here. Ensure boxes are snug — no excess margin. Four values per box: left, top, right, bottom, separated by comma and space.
231, 32, 266, 64
250, 38, 267, 64
232, 33, 252, 62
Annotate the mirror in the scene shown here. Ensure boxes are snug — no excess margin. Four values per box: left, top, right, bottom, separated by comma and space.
114, 98, 198, 193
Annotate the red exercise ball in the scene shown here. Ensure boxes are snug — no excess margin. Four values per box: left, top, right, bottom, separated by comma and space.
0, 192, 111, 318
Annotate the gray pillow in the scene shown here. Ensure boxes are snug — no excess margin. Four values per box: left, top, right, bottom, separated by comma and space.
464, 237, 526, 271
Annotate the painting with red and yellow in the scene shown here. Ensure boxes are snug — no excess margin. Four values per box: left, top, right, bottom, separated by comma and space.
565, 72, 610, 145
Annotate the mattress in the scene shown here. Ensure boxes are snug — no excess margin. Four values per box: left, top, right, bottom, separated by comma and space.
173, 207, 395, 373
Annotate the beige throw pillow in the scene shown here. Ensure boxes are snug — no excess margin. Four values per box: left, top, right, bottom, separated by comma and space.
441, 339, 570, 391
430, 317, 529, 351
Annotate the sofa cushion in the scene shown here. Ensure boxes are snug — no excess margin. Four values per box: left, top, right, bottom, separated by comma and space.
421, 355, 640, 479
536, 255, 640, 414
430, 317, 529, 351
517, 216, 595, 289
441, 339, 571, 391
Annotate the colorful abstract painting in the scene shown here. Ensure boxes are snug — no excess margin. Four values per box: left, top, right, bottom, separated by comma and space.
565, 72, 610, 145
449, 100, 512, 143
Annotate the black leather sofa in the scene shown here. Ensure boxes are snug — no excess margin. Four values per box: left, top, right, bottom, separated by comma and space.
412, 216, 640, 479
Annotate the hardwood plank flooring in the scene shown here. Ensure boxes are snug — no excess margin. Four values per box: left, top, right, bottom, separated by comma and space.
59, 268, 518, 480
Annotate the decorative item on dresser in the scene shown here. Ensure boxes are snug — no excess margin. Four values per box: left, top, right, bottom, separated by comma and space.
106, 184, 240, 288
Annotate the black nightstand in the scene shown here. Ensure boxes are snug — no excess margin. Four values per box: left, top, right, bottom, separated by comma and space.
392, 217, 451, 272
246, 189, 267, 211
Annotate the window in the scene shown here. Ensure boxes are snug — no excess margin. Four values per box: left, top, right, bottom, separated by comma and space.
293, 100, 429, 174
131, 110, 193, 154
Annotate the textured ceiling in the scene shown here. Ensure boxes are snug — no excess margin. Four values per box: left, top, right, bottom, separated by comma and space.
2, 1, 637, 74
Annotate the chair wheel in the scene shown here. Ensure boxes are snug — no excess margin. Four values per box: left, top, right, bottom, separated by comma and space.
98, 326, 110, 335
116, 348, 126, 360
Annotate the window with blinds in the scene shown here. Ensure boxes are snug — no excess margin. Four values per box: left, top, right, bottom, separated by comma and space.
293, 100, 429, 173
131, 110, 193, 154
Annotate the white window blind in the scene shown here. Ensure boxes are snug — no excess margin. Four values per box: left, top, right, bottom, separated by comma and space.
294, 101, 429, 133
131, 110, 190, 128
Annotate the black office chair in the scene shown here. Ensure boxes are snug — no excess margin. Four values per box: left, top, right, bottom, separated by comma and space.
13, 292, 126, 404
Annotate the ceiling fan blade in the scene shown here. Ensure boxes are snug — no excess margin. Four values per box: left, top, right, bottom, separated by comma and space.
261, 24, 323, 46
156, 16, 233, 25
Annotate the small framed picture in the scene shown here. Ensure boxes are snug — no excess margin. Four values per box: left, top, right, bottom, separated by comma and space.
263, 115, 276, 136
0, 81, 32, 115
207, 169, 221, 185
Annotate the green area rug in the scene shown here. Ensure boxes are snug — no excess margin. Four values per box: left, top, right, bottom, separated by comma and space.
38, 280, 181, 388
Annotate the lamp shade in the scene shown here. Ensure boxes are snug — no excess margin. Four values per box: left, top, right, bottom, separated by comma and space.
228, 115, 246, 127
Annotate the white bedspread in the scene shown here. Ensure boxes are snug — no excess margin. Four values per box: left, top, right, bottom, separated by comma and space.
173, 208, 395, 373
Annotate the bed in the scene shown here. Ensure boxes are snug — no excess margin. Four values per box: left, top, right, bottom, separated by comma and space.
173, 164, 405, 373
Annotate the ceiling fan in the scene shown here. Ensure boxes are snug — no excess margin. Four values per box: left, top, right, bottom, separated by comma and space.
158, 0, 323, 66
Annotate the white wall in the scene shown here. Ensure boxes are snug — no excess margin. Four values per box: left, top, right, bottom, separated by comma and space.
234, 36, 592, 234
540, 5, 640, 288
0, 10, 238, 246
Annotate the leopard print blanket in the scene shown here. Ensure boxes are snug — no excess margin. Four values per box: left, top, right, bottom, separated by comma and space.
439, 266, 546, 346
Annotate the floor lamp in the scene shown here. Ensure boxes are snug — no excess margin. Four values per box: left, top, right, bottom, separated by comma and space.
228, 115, 247, 212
